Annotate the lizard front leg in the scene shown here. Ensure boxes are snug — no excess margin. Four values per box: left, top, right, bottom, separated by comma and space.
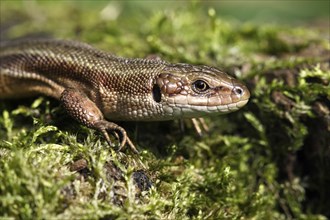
60, 88, 138, 153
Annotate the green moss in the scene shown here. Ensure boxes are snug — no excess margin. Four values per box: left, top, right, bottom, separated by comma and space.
1, 1, 329, 219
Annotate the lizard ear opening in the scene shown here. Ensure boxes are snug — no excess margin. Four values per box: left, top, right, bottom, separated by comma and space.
152, 84, 161, 103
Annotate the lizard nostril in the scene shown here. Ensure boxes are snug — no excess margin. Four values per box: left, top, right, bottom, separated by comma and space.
233, 87, 243, 96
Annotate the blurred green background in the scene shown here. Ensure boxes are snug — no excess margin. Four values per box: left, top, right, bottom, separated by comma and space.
1, 0, 329, 24
119, 0, 330, 24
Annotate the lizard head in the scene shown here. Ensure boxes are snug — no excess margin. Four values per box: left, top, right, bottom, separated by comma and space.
152, 63, 250, 118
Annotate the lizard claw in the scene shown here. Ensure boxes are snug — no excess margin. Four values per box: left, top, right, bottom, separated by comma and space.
118, 135, 138, 154
95, 121, 139, 154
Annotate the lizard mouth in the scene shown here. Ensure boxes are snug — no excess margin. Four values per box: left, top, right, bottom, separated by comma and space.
236, 99, 249, 108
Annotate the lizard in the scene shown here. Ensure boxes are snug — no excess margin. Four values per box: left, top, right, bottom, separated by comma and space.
0, 39, 250, 153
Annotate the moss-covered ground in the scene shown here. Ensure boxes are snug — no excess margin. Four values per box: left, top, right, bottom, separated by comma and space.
0, 1, 329, 219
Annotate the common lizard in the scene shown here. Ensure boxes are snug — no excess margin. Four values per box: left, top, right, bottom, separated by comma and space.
0, 39, 250, 153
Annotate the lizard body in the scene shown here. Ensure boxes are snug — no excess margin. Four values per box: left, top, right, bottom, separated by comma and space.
0, 39, 250, 152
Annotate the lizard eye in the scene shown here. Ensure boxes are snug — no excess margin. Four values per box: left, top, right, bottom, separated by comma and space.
192, 80, 210, 93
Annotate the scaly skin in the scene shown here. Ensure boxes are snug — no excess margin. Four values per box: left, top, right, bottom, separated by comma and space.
0, 39, 250, 153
